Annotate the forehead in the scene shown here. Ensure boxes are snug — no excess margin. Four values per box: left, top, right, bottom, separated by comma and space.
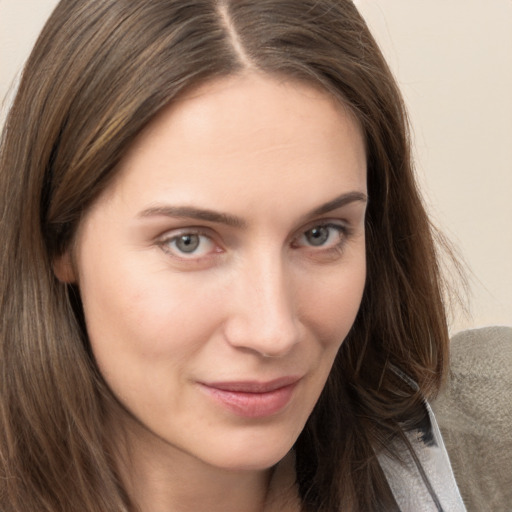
98, 73, 367, 219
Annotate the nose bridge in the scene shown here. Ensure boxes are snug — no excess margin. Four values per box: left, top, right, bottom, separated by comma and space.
226, 248, 300, 357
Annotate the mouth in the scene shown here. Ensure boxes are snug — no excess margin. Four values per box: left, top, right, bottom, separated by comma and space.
198, 376, 301, 418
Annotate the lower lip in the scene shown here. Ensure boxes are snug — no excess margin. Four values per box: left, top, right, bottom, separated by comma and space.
200, 383, 297, 418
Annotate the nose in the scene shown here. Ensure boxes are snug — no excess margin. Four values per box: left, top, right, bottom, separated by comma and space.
223, 254, 301, 358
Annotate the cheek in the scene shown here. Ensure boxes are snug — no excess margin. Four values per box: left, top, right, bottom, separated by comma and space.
79, 271, 231, 429
79, 260, 226, 375
298, 257, 366, 351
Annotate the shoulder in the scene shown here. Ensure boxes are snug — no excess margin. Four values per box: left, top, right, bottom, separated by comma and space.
449, 325, 512, 375
433, 326, 512, 512
434, 325, 512, 427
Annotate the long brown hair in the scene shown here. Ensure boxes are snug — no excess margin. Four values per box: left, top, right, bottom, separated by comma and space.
0, 1, 451, 510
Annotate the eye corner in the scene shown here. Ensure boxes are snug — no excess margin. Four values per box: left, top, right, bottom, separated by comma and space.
156, 228, 224, 263
293, 221, 348, 247
289, 220, 357, 264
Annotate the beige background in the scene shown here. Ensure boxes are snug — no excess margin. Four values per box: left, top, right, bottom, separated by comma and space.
1, 0, 511, 333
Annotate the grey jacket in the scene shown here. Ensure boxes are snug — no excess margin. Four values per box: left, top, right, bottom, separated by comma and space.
433, 326, 512, 512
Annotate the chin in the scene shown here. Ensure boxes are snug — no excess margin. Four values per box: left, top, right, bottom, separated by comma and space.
213, 450, 291, 472
201, 429, 300, 472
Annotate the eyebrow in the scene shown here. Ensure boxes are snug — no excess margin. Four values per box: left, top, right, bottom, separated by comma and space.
137, 191, 367, 228
309, 191, 367, 217
138, 205, 247, 228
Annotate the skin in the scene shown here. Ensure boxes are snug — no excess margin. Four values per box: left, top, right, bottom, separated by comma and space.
56, 73, 368, 512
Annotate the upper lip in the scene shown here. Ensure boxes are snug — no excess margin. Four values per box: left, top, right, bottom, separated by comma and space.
201, 376, 301, 393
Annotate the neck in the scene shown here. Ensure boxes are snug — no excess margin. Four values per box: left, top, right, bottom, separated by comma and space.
110, 412, 276, 512
128, 458, 272, 512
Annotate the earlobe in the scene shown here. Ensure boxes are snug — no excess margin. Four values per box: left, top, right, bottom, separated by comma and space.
53, 251, 77, 284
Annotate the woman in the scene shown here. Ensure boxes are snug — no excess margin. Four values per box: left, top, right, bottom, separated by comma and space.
0, 0, 465, 510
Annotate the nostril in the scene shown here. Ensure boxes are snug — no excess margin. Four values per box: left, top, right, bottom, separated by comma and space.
223, 261, 301, 356
223, 311, 301, 358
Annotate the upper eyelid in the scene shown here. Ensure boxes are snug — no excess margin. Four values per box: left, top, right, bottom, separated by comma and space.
305, 219, 348, 228
157, 227, 220, 251
290, 222, 351, 251
154, 218, 351, 247
295, 219, 350, 236
156, 226, 216, 242
155, 219, 349, 236
157, 231, 221, 262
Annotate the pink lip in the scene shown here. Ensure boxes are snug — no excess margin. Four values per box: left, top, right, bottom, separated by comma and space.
199, 377, 300, 418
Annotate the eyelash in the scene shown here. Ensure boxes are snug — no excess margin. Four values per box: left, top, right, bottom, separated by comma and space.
158, 229, 220, 260
157, 222, 351, 262
291, 222, 350, 253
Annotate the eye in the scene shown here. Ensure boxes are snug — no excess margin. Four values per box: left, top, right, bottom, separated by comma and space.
159, 230, 219, 259
293, 223, 347, 250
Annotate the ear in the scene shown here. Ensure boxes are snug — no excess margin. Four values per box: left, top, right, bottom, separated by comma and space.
53, 250, 77, 284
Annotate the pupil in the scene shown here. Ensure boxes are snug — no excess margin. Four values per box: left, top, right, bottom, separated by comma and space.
177, 235, 200, 253
307, 227, 328, 246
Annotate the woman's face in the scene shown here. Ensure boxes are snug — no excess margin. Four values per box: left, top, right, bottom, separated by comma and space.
58, 73, 367, 471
